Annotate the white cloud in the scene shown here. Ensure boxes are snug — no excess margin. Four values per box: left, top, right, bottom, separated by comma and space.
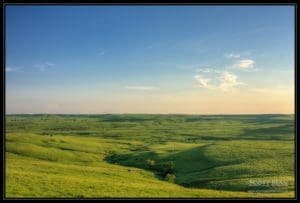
234, 59, 255, 69
124, 86, 157, 90
35, 62, 55, 71
219, 71, 242, 91
226, 53, 240, 59
194, 75, 213, 89
194, 71, 242, 91
5, 67, 23, 72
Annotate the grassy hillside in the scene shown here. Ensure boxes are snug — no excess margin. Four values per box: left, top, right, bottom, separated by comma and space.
5, 114, 295, 198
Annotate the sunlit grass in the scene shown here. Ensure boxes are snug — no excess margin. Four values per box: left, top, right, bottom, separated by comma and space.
5, 114, 295, 198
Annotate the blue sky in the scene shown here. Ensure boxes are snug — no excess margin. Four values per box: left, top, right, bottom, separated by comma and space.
6, 6, 295, 114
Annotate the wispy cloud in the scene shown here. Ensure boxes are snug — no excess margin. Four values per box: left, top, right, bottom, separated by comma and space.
196, 68, 222, 73
147, 45, 154, 49
97, 49, 107, 56
5, 66, 23, 73
194, 71, 242, 91
250, 88, 273, 93
249, 87, 292, 94
225, 53, 241, 59
194, 75, 215, 90
35, 62, 55, 71
196, 68, 212, 73
234, 59, 255, 70
218, 71, 242, 91
124, 86, 157, 90
176, 64, 212, 72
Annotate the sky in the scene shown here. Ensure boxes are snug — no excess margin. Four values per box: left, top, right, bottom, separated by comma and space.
5, 5, 295, 114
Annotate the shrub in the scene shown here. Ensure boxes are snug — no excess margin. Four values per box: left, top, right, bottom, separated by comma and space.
146, 159, 156, 169
162, 161, 175, 175
165, 173, 176, 183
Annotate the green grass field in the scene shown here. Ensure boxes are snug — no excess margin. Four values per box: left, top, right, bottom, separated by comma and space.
5, 114, 295, 198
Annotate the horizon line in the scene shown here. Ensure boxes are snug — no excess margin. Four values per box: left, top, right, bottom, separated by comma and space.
5, 113, 295, 116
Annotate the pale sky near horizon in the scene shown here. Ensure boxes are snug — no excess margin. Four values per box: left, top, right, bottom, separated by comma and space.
6, 6, 295, 114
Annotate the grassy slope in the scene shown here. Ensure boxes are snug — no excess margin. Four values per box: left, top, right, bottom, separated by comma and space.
5, 114, 295, 198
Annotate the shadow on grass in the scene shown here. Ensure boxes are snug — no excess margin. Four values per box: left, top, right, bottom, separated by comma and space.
104, 144, 243, 190
240, 124, 294, 140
